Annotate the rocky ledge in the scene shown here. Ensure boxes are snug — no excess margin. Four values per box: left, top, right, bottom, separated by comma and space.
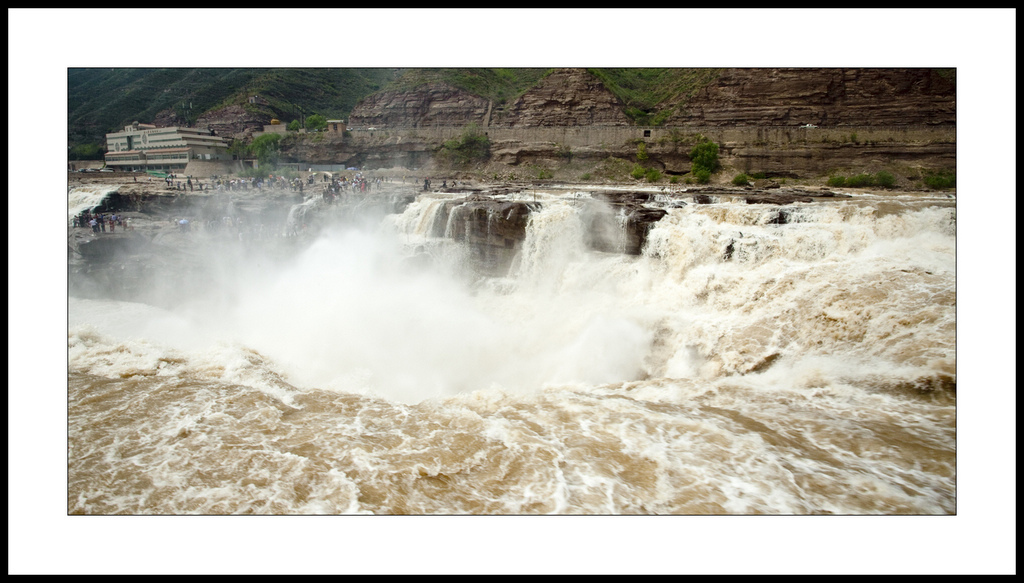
68, 174, 888, 304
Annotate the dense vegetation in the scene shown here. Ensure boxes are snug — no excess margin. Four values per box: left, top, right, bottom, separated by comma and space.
68, 68, 400, 150
827, 171, 897, 189
387, 68, 553, 106
688, 137, 720, 184
69, 68, 260, 149
922, 169, 956, 190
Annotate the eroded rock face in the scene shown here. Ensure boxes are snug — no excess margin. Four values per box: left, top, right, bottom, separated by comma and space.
195, 104, 270, 141
441, 198, 540, 276
349, 83, 491, 128
666, 68, 956, 126
491, 68, 633, 127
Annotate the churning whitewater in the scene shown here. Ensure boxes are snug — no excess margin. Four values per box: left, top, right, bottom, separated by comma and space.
68, 186, 956, 515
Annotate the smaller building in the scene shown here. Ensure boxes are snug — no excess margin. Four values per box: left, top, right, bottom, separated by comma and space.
327, 120, 346, 133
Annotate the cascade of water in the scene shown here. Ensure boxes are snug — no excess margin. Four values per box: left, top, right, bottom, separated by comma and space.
68, 184, 120, 221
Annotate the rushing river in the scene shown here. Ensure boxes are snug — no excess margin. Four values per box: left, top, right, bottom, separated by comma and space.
65, 186, 959, 517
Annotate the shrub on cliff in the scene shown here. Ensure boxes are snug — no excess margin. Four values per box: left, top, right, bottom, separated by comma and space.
923, 169, 956, 190
874, 171, 896, 188
436, 124, 491, 166
689, 138, 719, 181
828, 171, 898, 189
845, 173, 874, 188
305, 114, 327, 132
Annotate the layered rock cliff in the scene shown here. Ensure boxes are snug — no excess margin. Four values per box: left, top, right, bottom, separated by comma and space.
489, 68, 633, 127
348, 83, 491, 128
665, 68, 955, 126
188, 67, 955, 181
343, 68, 955, 130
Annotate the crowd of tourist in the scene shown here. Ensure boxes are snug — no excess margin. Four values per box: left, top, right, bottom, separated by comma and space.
73, 211, 131, 233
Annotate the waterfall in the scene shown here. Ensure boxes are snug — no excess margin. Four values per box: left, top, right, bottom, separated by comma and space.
68, 184, 120, 221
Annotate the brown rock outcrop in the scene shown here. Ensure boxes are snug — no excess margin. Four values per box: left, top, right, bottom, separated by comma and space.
441, 198, 540, 275
348, 83, 491, 128
492, 68, 633, 127
195, 104, 270, 141
666, 68, 955, 127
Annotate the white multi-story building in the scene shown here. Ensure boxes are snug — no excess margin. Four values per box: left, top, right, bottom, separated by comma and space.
104, 122, 231, 172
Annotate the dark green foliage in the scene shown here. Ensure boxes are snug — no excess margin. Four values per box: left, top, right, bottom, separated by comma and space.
732, 173, 751, 186
304, 114, 327, 132
68, 68, 259, 146
69, 143, 103, 160
388, 68, 552, 105
689, 138, 720, 177
828, 171, 900, 189
248, 133, 282, 166
874, 171, 896, 188
923, 169, 956, 189
635, 141, 648, 163
845, 173, 874, 188
67, 68, 400, 149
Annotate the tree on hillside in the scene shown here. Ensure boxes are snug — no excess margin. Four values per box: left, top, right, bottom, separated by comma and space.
305, 114, 327, 132
689, 137, 720, 184
249, 133, 282, 166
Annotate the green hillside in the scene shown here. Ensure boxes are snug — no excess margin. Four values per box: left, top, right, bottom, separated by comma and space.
67, 67, 720, 153
386, 68, 555, 105
68, 68, 402, 151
